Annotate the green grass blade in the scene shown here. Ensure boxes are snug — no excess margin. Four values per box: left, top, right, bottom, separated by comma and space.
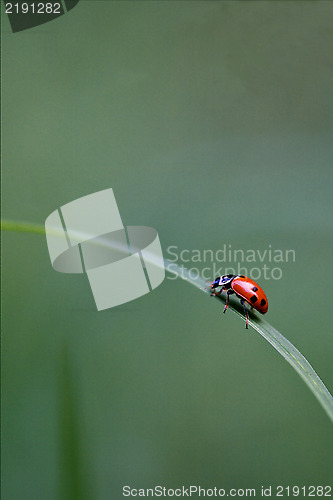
1, 219, 46, 235
2, 218, 333, 423
209, 291, 333, 423
58, 344, 92, 500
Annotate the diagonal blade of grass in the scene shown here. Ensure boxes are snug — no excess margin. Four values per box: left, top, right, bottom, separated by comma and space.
2, 218, 333, 423
210, 290, 333, 423
168, 264, 333, 423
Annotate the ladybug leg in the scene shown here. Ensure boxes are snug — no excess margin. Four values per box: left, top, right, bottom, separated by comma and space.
223, 289, 234, 313
240, 299, 249, 329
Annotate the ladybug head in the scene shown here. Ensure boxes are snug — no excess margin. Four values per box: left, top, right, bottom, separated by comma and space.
211, 274, 235, 288
211, 277, 221, 288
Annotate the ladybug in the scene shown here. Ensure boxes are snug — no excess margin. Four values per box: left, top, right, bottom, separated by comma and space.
210, 274, 268, 329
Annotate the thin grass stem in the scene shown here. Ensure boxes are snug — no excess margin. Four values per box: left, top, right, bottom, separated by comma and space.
2, 218, 333, 423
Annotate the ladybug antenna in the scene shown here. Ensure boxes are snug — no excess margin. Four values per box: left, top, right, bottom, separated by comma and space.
204, 281, 213, 290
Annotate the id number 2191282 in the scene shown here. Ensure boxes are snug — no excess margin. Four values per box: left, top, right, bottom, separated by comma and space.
275, 485, 331, 497
5, 3, 61, 14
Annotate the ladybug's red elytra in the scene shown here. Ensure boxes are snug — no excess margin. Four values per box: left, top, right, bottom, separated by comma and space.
210, 274, 268, 329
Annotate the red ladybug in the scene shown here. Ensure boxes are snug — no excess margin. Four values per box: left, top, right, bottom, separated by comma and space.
210, 274, 268, 329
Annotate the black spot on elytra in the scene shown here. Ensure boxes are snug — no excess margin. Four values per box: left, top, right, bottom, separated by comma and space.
252, 286, 258, 292
261, 299, 266, 306
239, 275, 245, 278
250, 295, 258, 303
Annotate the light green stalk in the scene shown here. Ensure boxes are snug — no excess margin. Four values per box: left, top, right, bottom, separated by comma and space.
2, 219, 333, 423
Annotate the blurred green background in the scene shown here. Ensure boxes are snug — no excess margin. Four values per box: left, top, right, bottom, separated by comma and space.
2, 1, 333, 499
